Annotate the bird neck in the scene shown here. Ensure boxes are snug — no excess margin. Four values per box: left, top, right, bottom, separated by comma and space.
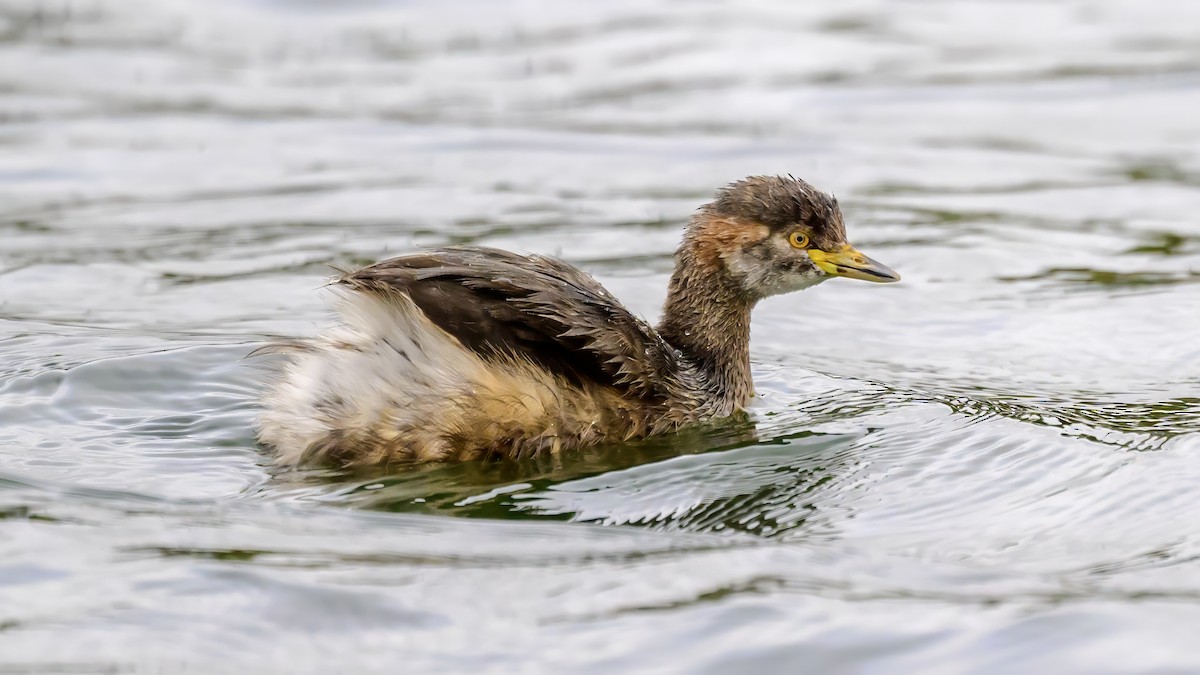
657, 242, 755, 409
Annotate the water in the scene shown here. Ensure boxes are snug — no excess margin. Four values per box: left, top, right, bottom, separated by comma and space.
2, 0, 1200, 671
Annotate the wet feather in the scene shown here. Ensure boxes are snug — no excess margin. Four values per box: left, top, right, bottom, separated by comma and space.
257, 175, 891, 467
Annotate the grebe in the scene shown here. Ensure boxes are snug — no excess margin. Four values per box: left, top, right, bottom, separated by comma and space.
258, 175, 899, 467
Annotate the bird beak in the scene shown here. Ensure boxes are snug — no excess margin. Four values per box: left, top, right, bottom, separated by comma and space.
808, 244, 900, 283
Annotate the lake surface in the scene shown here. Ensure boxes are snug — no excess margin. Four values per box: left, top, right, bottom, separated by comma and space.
2, 0, 1200, 672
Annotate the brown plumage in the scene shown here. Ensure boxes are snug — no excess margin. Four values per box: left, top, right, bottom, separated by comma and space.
257, 175, 899, 467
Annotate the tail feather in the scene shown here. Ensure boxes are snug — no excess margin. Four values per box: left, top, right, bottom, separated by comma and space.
256, 288, 638, 467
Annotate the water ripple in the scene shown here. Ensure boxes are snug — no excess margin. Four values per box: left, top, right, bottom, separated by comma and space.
3, 0, 1200, 671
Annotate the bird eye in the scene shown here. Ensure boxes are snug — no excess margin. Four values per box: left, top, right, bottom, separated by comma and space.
788, 232, 810, 249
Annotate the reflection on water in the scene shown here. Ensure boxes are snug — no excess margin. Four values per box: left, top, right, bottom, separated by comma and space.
2, 0, 1200, 672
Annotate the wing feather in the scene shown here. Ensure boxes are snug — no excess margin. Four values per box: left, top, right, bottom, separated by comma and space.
341, 246, 679, 400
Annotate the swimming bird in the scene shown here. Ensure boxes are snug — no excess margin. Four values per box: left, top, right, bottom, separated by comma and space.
257, 175, 899, 467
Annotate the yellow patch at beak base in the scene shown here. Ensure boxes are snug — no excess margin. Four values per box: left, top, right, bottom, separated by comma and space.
807, 244, 900, 283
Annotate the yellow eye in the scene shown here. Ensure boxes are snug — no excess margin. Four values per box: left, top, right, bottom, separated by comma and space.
788, 232, 810, 249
